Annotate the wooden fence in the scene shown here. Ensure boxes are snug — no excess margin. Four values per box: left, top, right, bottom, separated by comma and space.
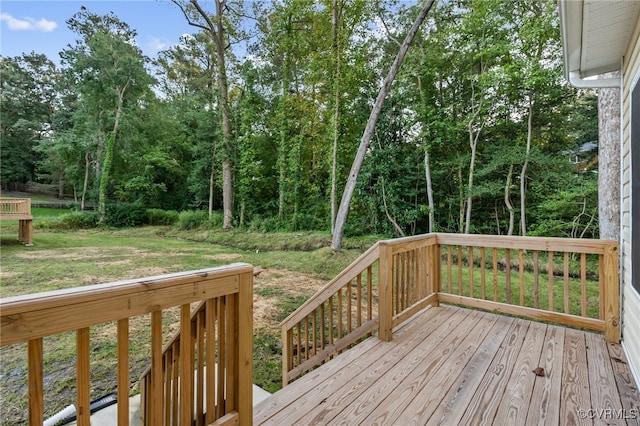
282, 233, 619, 385
0, 264, 254, 426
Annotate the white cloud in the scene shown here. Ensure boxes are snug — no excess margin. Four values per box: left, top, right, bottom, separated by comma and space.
0, 13, 57, 32
147, 36, 169, 53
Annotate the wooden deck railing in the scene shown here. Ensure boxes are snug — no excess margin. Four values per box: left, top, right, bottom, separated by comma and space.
0, 264, 254, 426
0, 197, 33, 244
282, 233, 619, 385
280, 243, 381, 385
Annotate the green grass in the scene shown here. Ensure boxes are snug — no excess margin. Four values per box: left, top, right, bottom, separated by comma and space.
0, 225, 364, 424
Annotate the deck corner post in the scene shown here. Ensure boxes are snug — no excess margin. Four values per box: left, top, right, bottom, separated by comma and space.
603, 243, 620, 343
282, 325, 293, 387
379, 242, 394, 342
238, 269, 254, 425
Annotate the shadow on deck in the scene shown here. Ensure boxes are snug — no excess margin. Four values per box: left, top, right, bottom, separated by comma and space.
255, 305, 640, 425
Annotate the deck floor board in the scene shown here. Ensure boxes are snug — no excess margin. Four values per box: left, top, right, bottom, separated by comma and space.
255, 305, 640, 425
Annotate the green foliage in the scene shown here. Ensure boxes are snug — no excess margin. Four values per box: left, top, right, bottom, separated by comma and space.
177, 210, 210, 230
55, 211, 100, 229
146, 209, 179, 226
105, 202, 147, 227
5, 0, 602, 242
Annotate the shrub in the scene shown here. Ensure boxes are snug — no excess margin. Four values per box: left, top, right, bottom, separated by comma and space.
105, 203, 147, 227
177, 210, 209, 230
146, 209, 179, 226
58, 211, 99, 229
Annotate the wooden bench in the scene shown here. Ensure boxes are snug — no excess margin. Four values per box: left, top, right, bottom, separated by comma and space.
0, 198, 33, 245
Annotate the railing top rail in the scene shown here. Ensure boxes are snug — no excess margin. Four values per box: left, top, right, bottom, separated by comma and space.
280, 242, 380, 329
434, 233, 617, 254
380, 233, 438, 255
0, 263, 253, 346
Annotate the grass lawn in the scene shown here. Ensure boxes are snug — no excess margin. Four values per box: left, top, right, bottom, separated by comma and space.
0, 207, 606, 424
0, 211, 373, 425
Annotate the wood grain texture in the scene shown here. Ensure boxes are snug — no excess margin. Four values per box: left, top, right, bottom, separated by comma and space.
560, 328, 591, 426
256, 305, 639, 426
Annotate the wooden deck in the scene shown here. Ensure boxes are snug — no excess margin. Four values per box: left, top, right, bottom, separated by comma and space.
255, 305, 640, 425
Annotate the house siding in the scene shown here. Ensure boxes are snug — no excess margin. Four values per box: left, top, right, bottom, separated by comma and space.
621, 14, 640, 386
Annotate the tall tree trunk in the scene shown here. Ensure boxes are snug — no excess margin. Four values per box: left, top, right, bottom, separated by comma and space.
98, 81, 128, 223
180, 0, 235, 228
505, 163, 515, 235
81, 151, 89, 211
214, 0, 234, 229
463, 74, 486, 235
519, 97, 533, 236
464, 119, 482, 234
424, 148, 434, 233
278, 60, 289, 222
331, 0, 435, 250
330, 0, 342, 233
598, 71, 621, 240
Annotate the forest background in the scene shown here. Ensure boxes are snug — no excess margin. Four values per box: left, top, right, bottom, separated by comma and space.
1, 0, 601, 245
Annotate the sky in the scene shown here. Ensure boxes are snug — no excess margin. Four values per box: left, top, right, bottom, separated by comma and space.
0, 0, 201, 65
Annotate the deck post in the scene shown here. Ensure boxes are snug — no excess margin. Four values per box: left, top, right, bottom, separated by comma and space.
602, 243, 620, 343
425, 242, 440, 306
237, 269, 254, 426
379, 242, 394, 342
282, 326, 293, 386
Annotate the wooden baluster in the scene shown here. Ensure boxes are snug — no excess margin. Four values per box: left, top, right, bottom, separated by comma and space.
394, 254, 400, 313
226, 295, 238, 415
196, 311, 205, 426
117, 318, 130, 426
328, 296, 334, 346
296, 323, 302, 365
505, 249, 511, 304
172, 342, 180, 425
581, 253, 587, 317
564, 252, 570, 314
599, 253, 605, 321
468, 246, 474, 298
320, 303, 326, 350
533, 251, 539, 309
548, 251, 555, 312
457, 246, 463, 296
347, 280, 352, 334
357, 273, 362, 328
337, 289, 343, 339
367, 265, 373, 322
519, 249, 525, 306
312, 309, 317, 356
493, 247, 498, 301
480, 247, 486, 299
447, 246, 453, 293
206, 299, 216, 423
305, 317, 310, 360
164, 347, 172, 425
217, 298, 226, 417
180, 304, 194, 425
28, 338, 43, 425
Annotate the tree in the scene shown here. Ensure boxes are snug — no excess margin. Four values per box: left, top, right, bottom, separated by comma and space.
332, 0, 436, 250
62, 7, 152, 221
0, 53, 58, 189
171, 0, 239, 229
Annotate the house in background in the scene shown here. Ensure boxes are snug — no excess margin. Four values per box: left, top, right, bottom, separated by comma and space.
559, 0, 640, 388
